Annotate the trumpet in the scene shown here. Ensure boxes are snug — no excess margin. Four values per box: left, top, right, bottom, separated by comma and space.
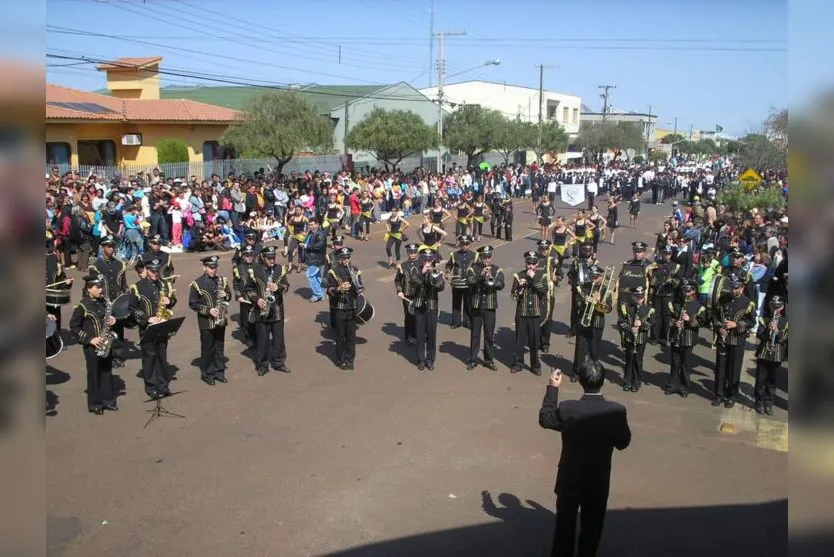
483, 264, 495, 287
580, 265, 616, 328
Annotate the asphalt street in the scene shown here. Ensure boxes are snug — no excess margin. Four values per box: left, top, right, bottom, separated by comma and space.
46, 195, 787, 557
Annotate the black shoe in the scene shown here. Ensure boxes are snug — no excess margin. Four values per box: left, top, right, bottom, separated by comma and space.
724, 399, 735, 409
484, 361, 498, 371
202, 376, 216, 386
112, 358, 125, 368
103, 403, 118, 411
89, 408, 104, 415
466, 361, 477, 371
754, 402, 765, 415
426, 362, 435, 371
346, 362, 355, 371
510, 366, 522, 374
215, 376, 228, 383
256, 368, 268, 376
272, 364, 291, 373
664, 388, 676, 396
570, 375, 579, 383
541, 345, 550, 354
711, 398, 723, 407
532, 367, 542, 376
679, 391, 689, 398
417, 362, 425, 371
623, 384, 631, 392
764, 404, 774, 416
147, 391, 161, 400
630, 386, 639, 392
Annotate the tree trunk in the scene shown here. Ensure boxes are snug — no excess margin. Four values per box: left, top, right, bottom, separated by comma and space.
275, 157, 292, 176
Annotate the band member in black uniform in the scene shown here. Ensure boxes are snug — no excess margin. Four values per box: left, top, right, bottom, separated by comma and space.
753, 295, 787, 415
409, 248, 446, 371
487, 192, 500, 238
326, 235, 345, 275
128, 258, 177, 399
721, 248, 757, 302
324, 247, 364, 370
142, 234, 176, 280
189, 255, 233, 385
465, 245, 504, 371
711, 273, 756, 408
535, 239, 562, 353
664, 279, 708, 397
232, 230, 262, 267
566, 242, 596, 337
617, 240, 652, 319
572, 265, 614, 381
69, 274, 118, 415
46, 237, 73, 329
511, 251, 548, 375
445, 234, 476, 329
232, 245, 257, 346
648, 246, 680, 344
89, 235, 128, 366
617, 286, 654, 392
246, 246, 291, 376
395, 243, 420, 346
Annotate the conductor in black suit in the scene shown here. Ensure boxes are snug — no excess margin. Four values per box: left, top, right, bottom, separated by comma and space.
539, 361, 631, 557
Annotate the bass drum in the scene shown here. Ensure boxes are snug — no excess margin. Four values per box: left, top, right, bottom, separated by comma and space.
707, 275, 732, 309
356, 294, 375, 325
46, 317, 63, 360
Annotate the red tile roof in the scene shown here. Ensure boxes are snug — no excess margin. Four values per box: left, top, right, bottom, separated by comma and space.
46, 84, 243, 123
95, 57, 164, 71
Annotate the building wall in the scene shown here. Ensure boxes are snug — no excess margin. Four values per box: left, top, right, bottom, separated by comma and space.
105, 68, 161, 100
46, 121, 232, 166
420, 81, 582, 136
331, 82, 443, 163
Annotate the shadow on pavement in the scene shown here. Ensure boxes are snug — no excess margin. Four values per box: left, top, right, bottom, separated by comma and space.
318, 495, 786, 557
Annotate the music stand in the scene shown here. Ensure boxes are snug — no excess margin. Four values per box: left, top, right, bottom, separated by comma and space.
141, 317, 186, 428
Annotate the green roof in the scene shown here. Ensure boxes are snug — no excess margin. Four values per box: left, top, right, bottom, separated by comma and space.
159, 84, 390, 114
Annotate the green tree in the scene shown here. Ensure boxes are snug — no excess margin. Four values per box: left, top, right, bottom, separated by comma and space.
346, 108, 436, 171
532, 120, 569, 163
649, 150, 668, 162
764, 107, 788, 149
632, 155, 645, 164
443, 105, 505, 167
660, 133, 686, 144
576, 121, 643, 160
221, 91, 333, 175
736, 133, 786, 172
156, 138, 189, 164
492, 117, 530, 165
698, 138, 718, 154
717, 182, 786, 211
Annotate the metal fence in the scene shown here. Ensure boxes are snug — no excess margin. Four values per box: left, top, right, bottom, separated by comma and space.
47, 155, 346, 181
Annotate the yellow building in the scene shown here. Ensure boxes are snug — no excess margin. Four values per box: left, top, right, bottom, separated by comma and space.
46, 56, 242, 169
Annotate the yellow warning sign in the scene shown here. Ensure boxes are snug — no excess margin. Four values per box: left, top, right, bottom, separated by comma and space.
739, 168, 763, 191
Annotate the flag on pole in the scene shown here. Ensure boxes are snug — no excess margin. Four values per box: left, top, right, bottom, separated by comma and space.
715, 125, 723, 132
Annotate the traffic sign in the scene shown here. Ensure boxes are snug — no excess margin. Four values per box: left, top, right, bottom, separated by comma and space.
739, 168, 763, 191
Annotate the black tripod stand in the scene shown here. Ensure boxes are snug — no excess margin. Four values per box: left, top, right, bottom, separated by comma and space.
144, 391, 185, 428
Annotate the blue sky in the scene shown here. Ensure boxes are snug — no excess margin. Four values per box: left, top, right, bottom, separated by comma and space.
46, 0, 789, 137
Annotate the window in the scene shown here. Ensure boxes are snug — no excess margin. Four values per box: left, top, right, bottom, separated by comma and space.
46, 142, 72, 166
572, 108, 578, 124
563, 107, 569, 122
77, 140, 116, 166
203, 140, 234, 161
547, 106, 557, 119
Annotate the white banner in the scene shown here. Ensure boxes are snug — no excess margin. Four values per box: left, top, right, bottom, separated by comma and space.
561, 184, 586, 207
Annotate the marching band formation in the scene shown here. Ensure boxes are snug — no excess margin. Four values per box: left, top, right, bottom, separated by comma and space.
47, 204, 787, 419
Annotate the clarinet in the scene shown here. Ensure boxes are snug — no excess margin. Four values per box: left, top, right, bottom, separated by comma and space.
95, 298, 118, 358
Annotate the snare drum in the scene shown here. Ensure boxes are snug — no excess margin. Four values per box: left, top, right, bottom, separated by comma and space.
46, 288, 71, 307
356, 294, 375, 325
46, 317, 63, 360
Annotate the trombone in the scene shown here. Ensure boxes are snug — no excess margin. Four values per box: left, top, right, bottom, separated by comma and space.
580, 265, 616, 328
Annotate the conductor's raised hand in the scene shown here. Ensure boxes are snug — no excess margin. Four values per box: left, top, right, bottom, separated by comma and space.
549, 368, 563, 388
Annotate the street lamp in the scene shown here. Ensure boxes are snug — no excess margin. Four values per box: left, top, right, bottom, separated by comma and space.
437, 59, 501, 172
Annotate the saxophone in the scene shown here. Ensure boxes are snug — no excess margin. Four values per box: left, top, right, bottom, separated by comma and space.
260, 271, 276, 318
211, 277, 229, 329
156, 281, 173, 321
96, 298, 118, 358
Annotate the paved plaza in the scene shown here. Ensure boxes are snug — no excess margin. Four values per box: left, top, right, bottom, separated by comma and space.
46, 199, 787, 556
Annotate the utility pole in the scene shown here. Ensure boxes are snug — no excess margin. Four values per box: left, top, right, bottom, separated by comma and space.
434, 29, 467, 173
689, 124, 694, 141
428, 0, 434, 88
343, 101, 349, 156
599, 84, 616, 121
645, 105, 653, 158
535, 64, 558, 161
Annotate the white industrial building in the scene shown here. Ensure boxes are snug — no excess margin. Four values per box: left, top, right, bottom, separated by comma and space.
419, 80, 582, 136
